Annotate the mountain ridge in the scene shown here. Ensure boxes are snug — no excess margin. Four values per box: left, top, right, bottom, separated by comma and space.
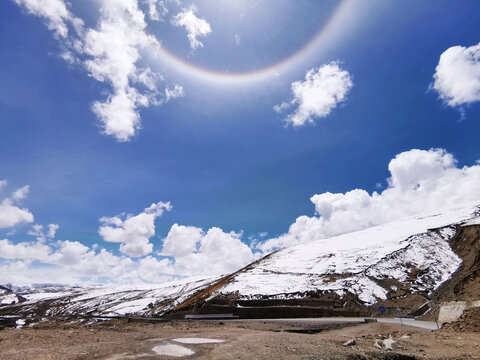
1, 202, 479, 323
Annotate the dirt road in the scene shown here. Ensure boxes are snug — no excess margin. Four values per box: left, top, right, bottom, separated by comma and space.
232, 317, 440, 330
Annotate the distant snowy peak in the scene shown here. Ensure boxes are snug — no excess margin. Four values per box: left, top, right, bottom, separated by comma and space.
0, 276, 219, 319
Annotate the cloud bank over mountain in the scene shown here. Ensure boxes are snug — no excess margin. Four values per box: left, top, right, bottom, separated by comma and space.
259, 148, 480, 251
1, 148, 479, 285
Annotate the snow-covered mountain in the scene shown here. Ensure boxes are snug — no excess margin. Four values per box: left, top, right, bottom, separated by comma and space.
218, 203, 478, 303
169, 201, 480, 317
1, 201, 479, 322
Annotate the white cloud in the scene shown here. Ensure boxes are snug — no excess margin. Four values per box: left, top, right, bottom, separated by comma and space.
137, 256, 173, 283
0, 180, 8, 191
235, 34, 240, 46
432, 42, 480, 107
159, 225, 255, 276
13, 0, 83, 38
259, 148, 480, 252
275, 62, 353, 127
160, 224, 202, 257
165, 84, 185, 102
0, 238, 51, 262
0, 184, 34, 229
99, 202, 172, 257
143, 0, 174, 21
83, 0, 164, 142
11, 185, 29, 201
47, 223, 59, 238
0, 238, 138, 285
171, 5, 212, 50
0, 222, 255, 285
13, 0, 184, 142
3, 148, 480, 285
0, 189, 255, 284
91, 89, 144, 142
28, 223, 59, 242
273, 101, 289, 113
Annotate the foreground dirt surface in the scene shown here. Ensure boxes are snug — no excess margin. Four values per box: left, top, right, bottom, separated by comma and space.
1, 320, 479, 360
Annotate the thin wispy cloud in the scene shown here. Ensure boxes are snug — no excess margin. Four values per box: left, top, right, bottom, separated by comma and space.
0, 181, 34, 229
13, 0, 84, 39
144, 0, 170, 21
27, 224, 59, 243
171, 5, 212, 50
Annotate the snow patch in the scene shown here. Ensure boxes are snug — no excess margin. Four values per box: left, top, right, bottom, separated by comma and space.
152, 344, 195, 357
462, 217, 480, 226
15, 319, 25, 329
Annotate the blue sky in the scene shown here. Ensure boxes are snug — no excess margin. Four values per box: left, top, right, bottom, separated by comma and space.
1, 0, 480, 284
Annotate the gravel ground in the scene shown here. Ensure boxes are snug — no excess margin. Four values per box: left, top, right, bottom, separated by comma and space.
0, 319, 479, 360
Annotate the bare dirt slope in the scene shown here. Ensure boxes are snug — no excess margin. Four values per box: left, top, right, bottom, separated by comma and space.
433, 225, 480, 302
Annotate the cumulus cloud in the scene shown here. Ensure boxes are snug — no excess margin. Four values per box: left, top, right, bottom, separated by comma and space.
0, 221, 255, 285
0, 215, 139, 284
0, 238, 51, 262
0, 184, 34, 229
171, 5, 212, 50
160, 224, 202, 257
99, 202, 172, 257
157, 224, 255, 276
275, 62, 353, 127
136, 255, 173, 283
432, 42, 480, 107
12, 0, 184, 142
0, 184, 256, 284
259, 148, 480, 252
0, 238, 138, 285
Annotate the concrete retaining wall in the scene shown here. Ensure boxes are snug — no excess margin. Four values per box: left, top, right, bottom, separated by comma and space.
438, 300, 480, 323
